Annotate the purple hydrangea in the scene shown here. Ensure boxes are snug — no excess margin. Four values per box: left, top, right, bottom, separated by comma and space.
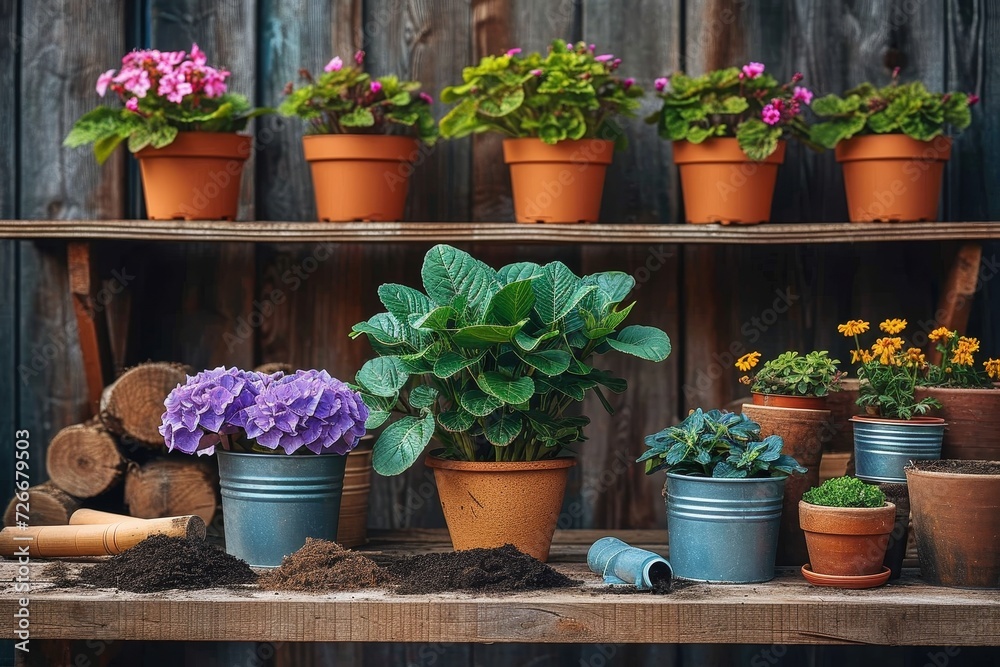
242, 369, 368, 455
159, 367, 265, 455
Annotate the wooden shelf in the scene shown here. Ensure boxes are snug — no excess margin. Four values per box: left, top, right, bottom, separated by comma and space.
1, 529, 997, 645
2, 219, 1000, 244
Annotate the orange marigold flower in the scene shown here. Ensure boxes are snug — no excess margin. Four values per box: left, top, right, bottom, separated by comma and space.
958, 336, 980, 354
951, 349, 975, 366
984, 358, 1000, 380
850, 348, 867, 364
879, 318, 907, 334
738, 375, 751, 385
928, 327, 954, 342
837, 320, 870, 337
871, 337, 903, 365
735, 351, 761, 372
904, 347, 926, 368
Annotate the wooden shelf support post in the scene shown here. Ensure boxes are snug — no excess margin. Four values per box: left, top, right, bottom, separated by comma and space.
67, 241, 113, 415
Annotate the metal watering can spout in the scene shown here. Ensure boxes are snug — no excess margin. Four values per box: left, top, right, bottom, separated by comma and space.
587, 537, 673, 591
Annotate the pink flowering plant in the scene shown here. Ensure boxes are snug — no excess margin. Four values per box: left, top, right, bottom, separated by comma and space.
159, 367, 368, 456
65, 44, 268, 164
439, 40, 643, 149
648, 63, 815, 160
810, 71, 975, 149
279, 51, 438, 144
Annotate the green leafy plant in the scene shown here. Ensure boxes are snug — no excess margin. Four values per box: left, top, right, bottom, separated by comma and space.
638, 409, 805, 478
439, 40, 643, 149
922, 327, 995, 389
279, 51, 437, 144
736, 350, 843, 397
647, 62, 815, 160
65, 44, 268, 164
810, 72, 975, 149
802, 476, 886, 508
350, 244, 671, 475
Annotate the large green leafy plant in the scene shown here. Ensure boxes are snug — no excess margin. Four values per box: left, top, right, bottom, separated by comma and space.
648, 63, 814, 160
638, 409, 805, 478
439, 40, 643, 148
351, 244, 671, 475
810, 74, 975, 149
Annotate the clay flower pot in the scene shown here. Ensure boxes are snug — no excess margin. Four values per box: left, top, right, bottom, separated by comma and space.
742, 403, 832, 566
673, 138, 785, 224
751, 392, 828, 410
825, 378, 860, 453
136, 131, 251, 220
850, 415, 945, 483
502, 138, 613, 223
426, 457, 575, 562
303, 134, 419, 221
799, 499, 896, 577
915, 386, 1000, 460
835, 134, 951, 222
906, 460, 1000, 589
336, 439, 373, 548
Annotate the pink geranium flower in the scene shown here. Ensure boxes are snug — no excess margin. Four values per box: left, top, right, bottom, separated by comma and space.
530, 68, 543, 77
190, 43, 207, 67
125, 97, 139, 112
742, 62, 765, 79
654, 77, 668, 92
792, 86, 813, 105
96, 69, 116, 97
419, 92, 434, 104
354, 50, 365, 65
370, 80, 382, 94
623, 77, 635, 89
506, 48, 521, 57
595, 54, 614, 63
761, 103, 781, 125
325, 56, 343, 72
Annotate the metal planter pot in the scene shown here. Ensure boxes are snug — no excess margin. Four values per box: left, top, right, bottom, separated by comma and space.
851, 416, 945, 484
217, 450, 347, 568
665, 473, 786, 583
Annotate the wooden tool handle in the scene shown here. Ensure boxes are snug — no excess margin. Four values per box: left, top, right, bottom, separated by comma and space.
69, 509, 206, 538
0, 515, 206, 558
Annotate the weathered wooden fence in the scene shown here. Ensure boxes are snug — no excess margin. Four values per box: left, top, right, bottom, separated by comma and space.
2, 0, 999, 664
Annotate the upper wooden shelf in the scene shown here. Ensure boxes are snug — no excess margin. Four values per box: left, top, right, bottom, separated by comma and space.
1, 529, 997, 645
2, 220, 999, 244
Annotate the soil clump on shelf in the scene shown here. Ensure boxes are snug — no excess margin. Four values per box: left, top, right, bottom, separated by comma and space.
386, 543, 577, 594
257, 538, 393, 592
79, 535, 257, 592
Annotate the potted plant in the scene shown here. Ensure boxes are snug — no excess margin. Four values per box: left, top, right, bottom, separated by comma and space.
839, 318, 945, 483
811, 71, 976, 222
280, 51, 438, 221
159, 366, 368, 567
736, 349, 842, 565
65, 44, 267, 220
350, 244, 671, 561
649, 63, 814, 224
906, 460, 1000, 589
638, 409, 805, 583
915, 328, 1000, 461
798, 476, 894, 588
439, 40, 643, 223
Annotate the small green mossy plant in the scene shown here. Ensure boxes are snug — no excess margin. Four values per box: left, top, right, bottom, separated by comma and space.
802, 476, 886, 508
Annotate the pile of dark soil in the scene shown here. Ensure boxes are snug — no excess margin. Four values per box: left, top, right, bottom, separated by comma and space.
911, 460, 1000, 475
41, 561, 75, 588
80, 535, 256, 593
258, 538, 393, 592
386, 544, 576, 595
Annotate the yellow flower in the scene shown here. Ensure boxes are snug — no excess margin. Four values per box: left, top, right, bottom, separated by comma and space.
928, 327, 954, 342
951, 349, 975, 366
879, 318, 907, 334
738, 375, 751, 385
904, 347, 926, 368
950, 336, 980, 366
958, 336, 980, 354
861, 350, 874, 364
850, 348, 866, 364
735, 351, 761, 372
871, 337, 903, 365
837, 320, 870, 337
984, 358, 1000, 380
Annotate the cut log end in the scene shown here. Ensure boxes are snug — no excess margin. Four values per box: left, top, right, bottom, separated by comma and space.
3, 483, 82, 527
45, 423, 126, 498
100, 361, 192, 449
124, 458, 218, 525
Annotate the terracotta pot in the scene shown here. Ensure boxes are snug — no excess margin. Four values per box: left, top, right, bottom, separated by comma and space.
916, 386, 1000, 460
751, 392, 828, 410
303, 134, 419, 221
835, 134, 951, 222
743, 403, 832, 566
426, 456, 575, 562
825, 378, 860, 453
673, 138, 785, 224
502, 138, 613, 223
136, 132, 251, 220
336, 440, 373, 548
906, 460, 1000, 589
799, 500, 896, 577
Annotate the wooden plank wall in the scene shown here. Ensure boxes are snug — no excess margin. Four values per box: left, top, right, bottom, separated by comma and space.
4, 0, 1000, 665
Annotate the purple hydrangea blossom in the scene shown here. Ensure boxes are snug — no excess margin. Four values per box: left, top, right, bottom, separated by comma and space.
243, 370, 368, 455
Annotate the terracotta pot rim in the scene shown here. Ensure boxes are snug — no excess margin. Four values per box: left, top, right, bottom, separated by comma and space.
502, 137, 615, 165
905, 461, 1000, 480
850, 415, 947, 426
916, 385, 1000, 395
834, 134, 952, 163
672, 138, 786, 165
425, 456, 577, 472
743, 400, 832, 416
801, 564, 891, 588
302, 134, 420, 162
665, 472, 787, 484
799, 500, 896, 514
135, 131, 251, 159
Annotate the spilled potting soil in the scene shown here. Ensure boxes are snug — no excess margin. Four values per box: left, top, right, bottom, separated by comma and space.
386, 544, 576, 594
257, 538, 394, 592
80, 535, 257, 592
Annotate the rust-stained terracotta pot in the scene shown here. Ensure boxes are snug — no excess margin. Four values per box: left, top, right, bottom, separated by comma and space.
751, 392, 828, 410
825, 378, 860, 453
835, 134, 951, 222
336, 439, 373, 548
136, 132, 251, 220
502, 138, 613, 223
906, 460, 1000, 589
426, 456, 575, 562
743, 403, 832, 566
673, 138, 785, 224
915, 386, 1000, 461
303, 134, 419, 221
799, 500, 896, 577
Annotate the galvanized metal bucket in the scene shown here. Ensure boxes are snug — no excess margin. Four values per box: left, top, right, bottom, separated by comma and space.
665, 473, 786, 583
217, 450, 347, 568
851, 416, 945, 484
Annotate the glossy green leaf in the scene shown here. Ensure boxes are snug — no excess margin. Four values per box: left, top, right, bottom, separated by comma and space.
372, 413, 436, 475
460, 389, 503, 417
356, 356, 410, 397
484, 411, 522, 447
477, 372, 535, 404
606, 325, 672, 362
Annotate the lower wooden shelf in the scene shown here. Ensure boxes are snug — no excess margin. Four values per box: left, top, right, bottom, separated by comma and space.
0, 529, 997, 646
